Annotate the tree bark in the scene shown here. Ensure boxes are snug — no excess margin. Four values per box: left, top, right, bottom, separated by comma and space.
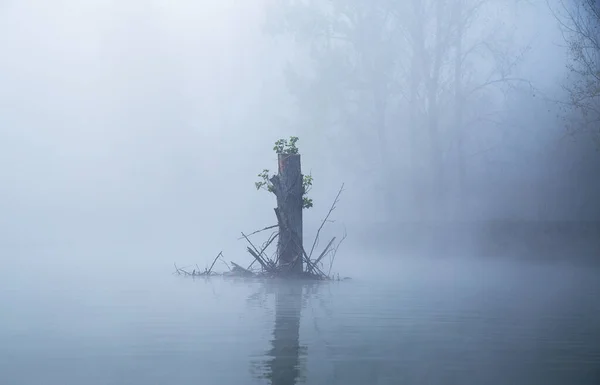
271, 154, 304, 274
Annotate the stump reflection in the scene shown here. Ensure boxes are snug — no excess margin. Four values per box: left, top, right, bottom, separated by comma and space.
262, 282, 306, 385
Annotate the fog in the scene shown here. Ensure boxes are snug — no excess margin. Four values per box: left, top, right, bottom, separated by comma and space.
1, 0, 283, 270
1, 0, 599, 271
1, 1, 599, 383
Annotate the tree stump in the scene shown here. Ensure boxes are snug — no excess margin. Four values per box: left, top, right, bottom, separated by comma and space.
270, 153, 304, 274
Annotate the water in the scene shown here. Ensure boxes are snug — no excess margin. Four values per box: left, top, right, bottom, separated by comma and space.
1, 258, 599, 385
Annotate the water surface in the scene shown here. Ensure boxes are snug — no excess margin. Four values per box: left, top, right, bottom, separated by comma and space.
2, 258, 599, 385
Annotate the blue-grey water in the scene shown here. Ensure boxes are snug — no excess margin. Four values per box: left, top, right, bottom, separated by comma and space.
1, 257, 599, 385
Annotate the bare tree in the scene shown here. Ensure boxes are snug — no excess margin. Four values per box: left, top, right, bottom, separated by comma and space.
550, 0, 600, 143
450, 0, 534, 214
266, 0, 533, 220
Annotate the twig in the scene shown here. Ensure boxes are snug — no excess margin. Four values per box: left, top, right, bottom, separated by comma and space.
207, 251, 222, 275
328, 228, 347, 277
261, 231, 279, 260
275, 206, 327, 278
246, 247, 272, 272
241, 232, 267, 260
247, 232, 279, 270
312, 237, 336, 272
174, 263, 193, 275
219, 256, 231, 271
237, 224, 278, 240
293, 237, 327, 278
308, 183, 345, 259
241, 232, 273, 271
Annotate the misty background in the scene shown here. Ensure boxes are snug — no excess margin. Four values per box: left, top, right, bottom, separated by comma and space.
1, 2, 600, 385
1, 0, 599, 272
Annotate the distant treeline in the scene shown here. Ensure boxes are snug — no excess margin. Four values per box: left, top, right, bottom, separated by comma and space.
352, 221, 600, 261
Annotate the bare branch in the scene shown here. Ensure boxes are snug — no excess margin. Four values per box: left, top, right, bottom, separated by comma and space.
237, 224, 278, 240
308, 183, 345, 259
312, 237, 336, 270
328, 228, 347, 277
241, 232, 272, 271
207, 251, 222, 275
247, 231, 279, 270
466, 77, 534, 98
219, 256, 231, 271
548, 0, 600, 138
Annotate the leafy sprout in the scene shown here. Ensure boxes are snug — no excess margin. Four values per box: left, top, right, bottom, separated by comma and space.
257, 137, 313, 209
273, 136, 300, 155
